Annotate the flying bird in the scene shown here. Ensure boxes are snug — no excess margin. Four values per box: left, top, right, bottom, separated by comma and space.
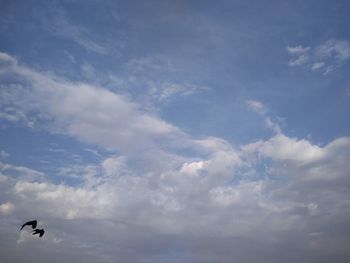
20, 220, 37, 231
32, 228, 45, 238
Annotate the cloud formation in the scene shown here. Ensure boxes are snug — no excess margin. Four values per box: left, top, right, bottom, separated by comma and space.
2, 131, 350, 262
107, 56, 210, 109
0, 52, 183, 153
1, 53, 350, 262
43, 7, 109, 54
286, 39, 350, 74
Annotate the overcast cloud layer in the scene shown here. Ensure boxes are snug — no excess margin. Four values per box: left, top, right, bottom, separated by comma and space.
1, 1, 350, 262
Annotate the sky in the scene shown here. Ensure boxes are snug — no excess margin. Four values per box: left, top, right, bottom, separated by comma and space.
0, 0, 350, 262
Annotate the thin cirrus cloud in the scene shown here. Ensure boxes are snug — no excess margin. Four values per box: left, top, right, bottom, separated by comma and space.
286, 39, 350, 75
109, 56, 210, 107
42, 8, 109, 55
246, 100, 281, 134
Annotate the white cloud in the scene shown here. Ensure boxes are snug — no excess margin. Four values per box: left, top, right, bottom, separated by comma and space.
246, 100, 267, 115
107, 56, 209, 108
193, 136, 233, 152
286, 39, 350, 74
210, 181, 265, 208
1, 128, 350, 261
0, 52, 184, 153
288, 53, 309, 66
0, 162, 44, 181
246, 99, 281, 134
179, 161, 204, 176
149, 82, 209, 102
84, 148, 102, 157
311, 62, 325, 70
0, 202, 14, 215
0, 52, 17, 65
246, 133, 324, 164
17, 229, 35, 244
0, 107, 35, 128
286, 45, 311, 54
210, 186, 240, 206
14, 181, 115, 220
2, 52, 350, 262
315, 39, 350, 61
81, 61, 96, 78
17, 226, 63, 244
0, 150, 9, 160
243, 134, 350, 185
0, 174, 7, 183
102, 156, 129, 177
286, 45, 310, 66
323, 65, 335, 75
301, 137, 350, 181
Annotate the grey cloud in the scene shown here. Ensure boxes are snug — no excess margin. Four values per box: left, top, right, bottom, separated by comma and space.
1, 128, 350, 262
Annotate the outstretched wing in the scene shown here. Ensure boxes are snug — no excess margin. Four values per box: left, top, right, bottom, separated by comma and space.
20, 220, 37, 230
32, 229, 45, 238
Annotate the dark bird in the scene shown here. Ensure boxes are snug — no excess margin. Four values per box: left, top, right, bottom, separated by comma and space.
32, 228, 45, 238
20, 220, 37, 231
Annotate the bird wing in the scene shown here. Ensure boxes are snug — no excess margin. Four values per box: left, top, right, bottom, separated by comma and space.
20, 223, 27, 230
21, 220, 38, 230
21, 220, 34, 230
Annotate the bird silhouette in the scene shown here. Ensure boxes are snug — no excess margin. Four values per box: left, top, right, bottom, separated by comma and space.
32, 228, 45, 237
20, 220, 37, 231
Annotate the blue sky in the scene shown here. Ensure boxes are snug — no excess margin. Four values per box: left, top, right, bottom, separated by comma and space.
1, 1, 350, 262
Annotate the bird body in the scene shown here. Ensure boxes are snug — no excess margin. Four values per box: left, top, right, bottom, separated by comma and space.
20, 220, 45, 238
32, 228, 45, 237
20, 220, 37, 230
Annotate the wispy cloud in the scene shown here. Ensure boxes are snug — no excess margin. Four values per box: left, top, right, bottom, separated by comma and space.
246, 100, 281, 133
105, 56, 210, 110
286, 39, 350, 74
315, 39, 350, 61
286, 45, 311, 54
148, 81, 209, 103
43, 8, 108, 54
0, 162, 45, 181
311, 61, 325, 70
246, 99, 267, 115
0, 150, 9, 160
